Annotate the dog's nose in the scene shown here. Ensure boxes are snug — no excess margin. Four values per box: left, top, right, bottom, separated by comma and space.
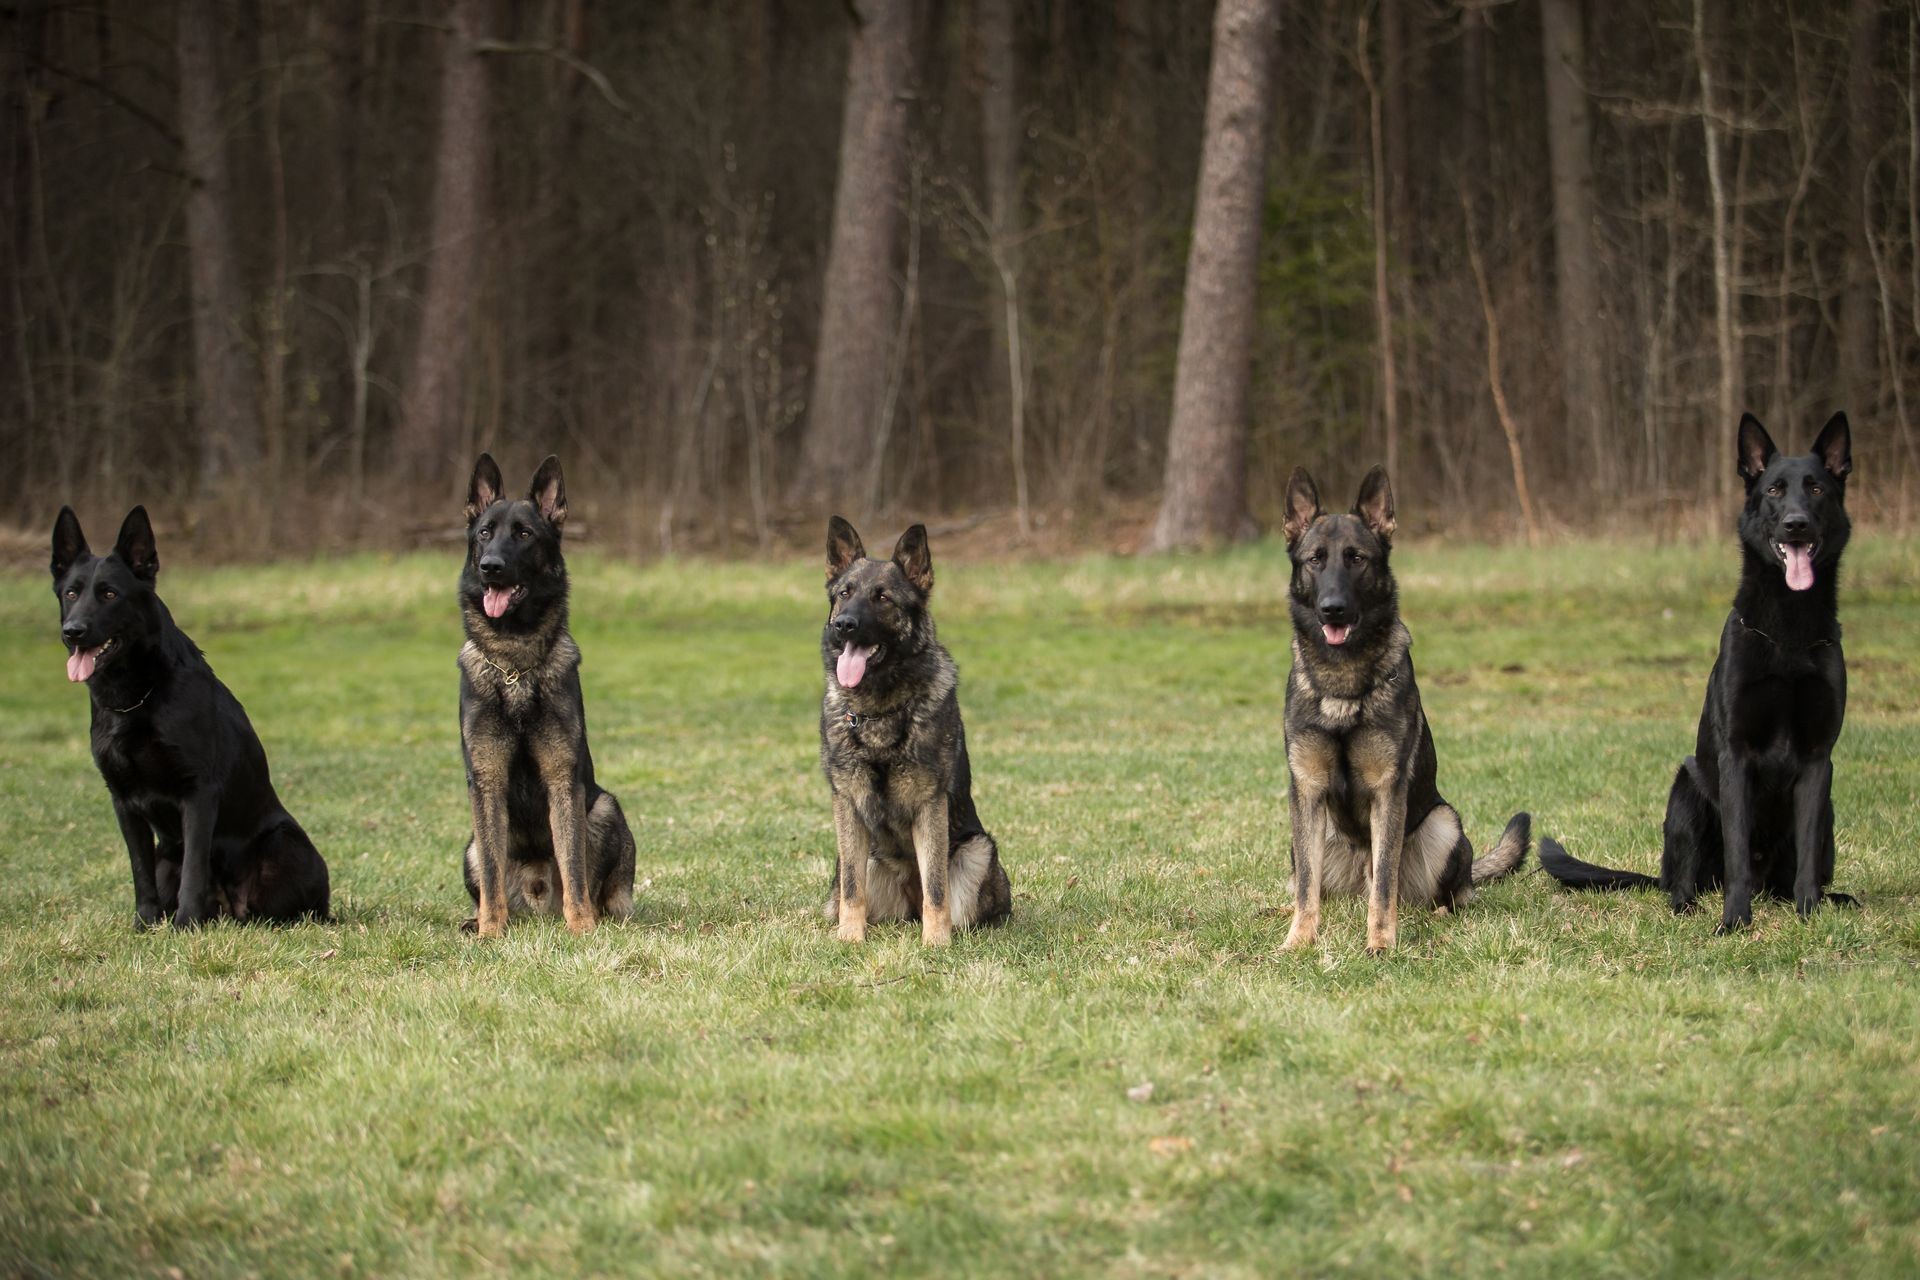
478, 556, 506, 578
1781, 513, 1812, 537
61, 620, 86, 642
1318, 598, 1352, 623
832, 615, 856, 637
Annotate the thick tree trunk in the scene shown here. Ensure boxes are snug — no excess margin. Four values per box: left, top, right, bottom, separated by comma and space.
397, 0, 493, 489
1841, 0, 1881, 416
1144, 0, 1280, 552
1540, 0, 1606, 478
790, 0, 915, 509
176, 0, 259, 483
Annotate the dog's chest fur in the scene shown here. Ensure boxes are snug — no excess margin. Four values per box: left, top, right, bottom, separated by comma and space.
821, 649, 960, 848
460, 632, 580, 724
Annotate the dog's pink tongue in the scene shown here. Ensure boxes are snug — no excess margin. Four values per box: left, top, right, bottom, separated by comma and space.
67, 646, 99, 683
1784, 545, 1815, 592
1323, 623, 1351, 647
483, 587, 513, 618
837, 643, 874, 689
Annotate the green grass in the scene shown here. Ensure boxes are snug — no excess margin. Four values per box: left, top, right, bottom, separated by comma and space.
2, 535, 1918, 1278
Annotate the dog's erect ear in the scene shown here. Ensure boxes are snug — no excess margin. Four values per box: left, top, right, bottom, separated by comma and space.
467, 453, 504, 523
1737, 414, 1777, 483
1351, 468, 1397, 545
1353, 466, 1396, 541
113, 506, 159, 582
827, 516, 865, 578
529, 455, 567, 528
892, 524, 933, 594
1283, 468, 1322, 546
51, 507, 89, 580
1812, 411, 1852, 481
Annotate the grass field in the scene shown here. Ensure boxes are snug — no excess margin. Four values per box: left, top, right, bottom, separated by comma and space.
1, 534, 1917, 1278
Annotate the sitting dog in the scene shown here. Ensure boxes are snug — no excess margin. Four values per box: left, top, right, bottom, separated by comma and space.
51, 506, 329, 927
457, 453, 636, 936
1540, 413, 1858, 930
818, 518, 1012, 944
1280, 467, 1531, 953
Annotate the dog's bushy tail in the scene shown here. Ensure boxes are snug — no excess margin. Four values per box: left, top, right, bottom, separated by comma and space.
1470, 812, 1531, 885
1537, 836, 1659, 891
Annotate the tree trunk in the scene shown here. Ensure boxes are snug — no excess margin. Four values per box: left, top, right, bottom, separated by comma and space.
1694, 0, 1737, 496
1841, 0, 1881, 416
789, 0, 916, 510
397, 0, 493, 489
176, 0, 259, 484
977, 0, 1027, 533
1144, 0, 1280, 552
1540, 0, 1605, 479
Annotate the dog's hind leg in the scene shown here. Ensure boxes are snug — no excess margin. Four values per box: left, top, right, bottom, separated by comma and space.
587, 791, 637, 922
234, 821, 331, 923
946, 833, 1009, 930
1659, 758, 1719, 916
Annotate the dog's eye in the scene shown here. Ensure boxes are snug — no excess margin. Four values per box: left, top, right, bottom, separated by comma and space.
874, 590, 887, 603
1346, 548, 1365, 564
839, 587, 851, 599
1308, 552, 1325, 567
64, 588, 77, 600
101, 590, 116, 601
1767, 484, 1783, 496
516, 528, 531, 539
1809, 483, 1822, 495
479, 525, 493, 539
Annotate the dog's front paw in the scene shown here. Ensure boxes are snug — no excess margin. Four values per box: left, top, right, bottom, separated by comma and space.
135, 901, 164, 930
170, 906, 213, 931
1713, 907, 1752, 935
1795, 890, 1822, 919
1280, 916, 1318, 952
1670, 894, 1698, 916
564, 908, 598, 935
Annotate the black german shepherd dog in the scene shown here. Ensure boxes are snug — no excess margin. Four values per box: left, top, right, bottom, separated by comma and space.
51, 506, 329, 928
1541, 413, 1857, 931
1281, 467, 1531, 954
819, 517, 1012, 945
457, 454, 636, 936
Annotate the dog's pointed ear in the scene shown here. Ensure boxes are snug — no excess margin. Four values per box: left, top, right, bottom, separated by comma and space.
1812, 411, 1852, 480
113, 506, 159, 582
892, 524, 933, 593
1353, 466, 1396, 541
529, 455, 567, 528
51, 507, 89, 580
1283, 468, 1322, 546
1737, 414, 1777, 483
467, 453, 504, 523
827, 516, 865, 578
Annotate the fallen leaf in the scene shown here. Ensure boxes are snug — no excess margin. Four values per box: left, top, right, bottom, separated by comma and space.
1126, 1081, 1155, 1104
316, 949, 337, 960
1397, 1184, 1413, 1202
1148, 1136, 1194, 1157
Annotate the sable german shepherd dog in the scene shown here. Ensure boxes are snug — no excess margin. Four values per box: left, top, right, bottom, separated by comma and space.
51, 506, 330, 928
1540, 413, 1858, 930
1280, 467, 1531, 954
819, 518, 1012, 945
457, 453, 635, 936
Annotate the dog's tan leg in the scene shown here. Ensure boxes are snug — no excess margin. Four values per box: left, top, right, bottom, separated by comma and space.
1283, 742, 1330, 951
1365, 779, 1408, 954
467, 771, 511, 938
834, 792, 871, 943
531, 737, 596, 934
913, 795, 953, 946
